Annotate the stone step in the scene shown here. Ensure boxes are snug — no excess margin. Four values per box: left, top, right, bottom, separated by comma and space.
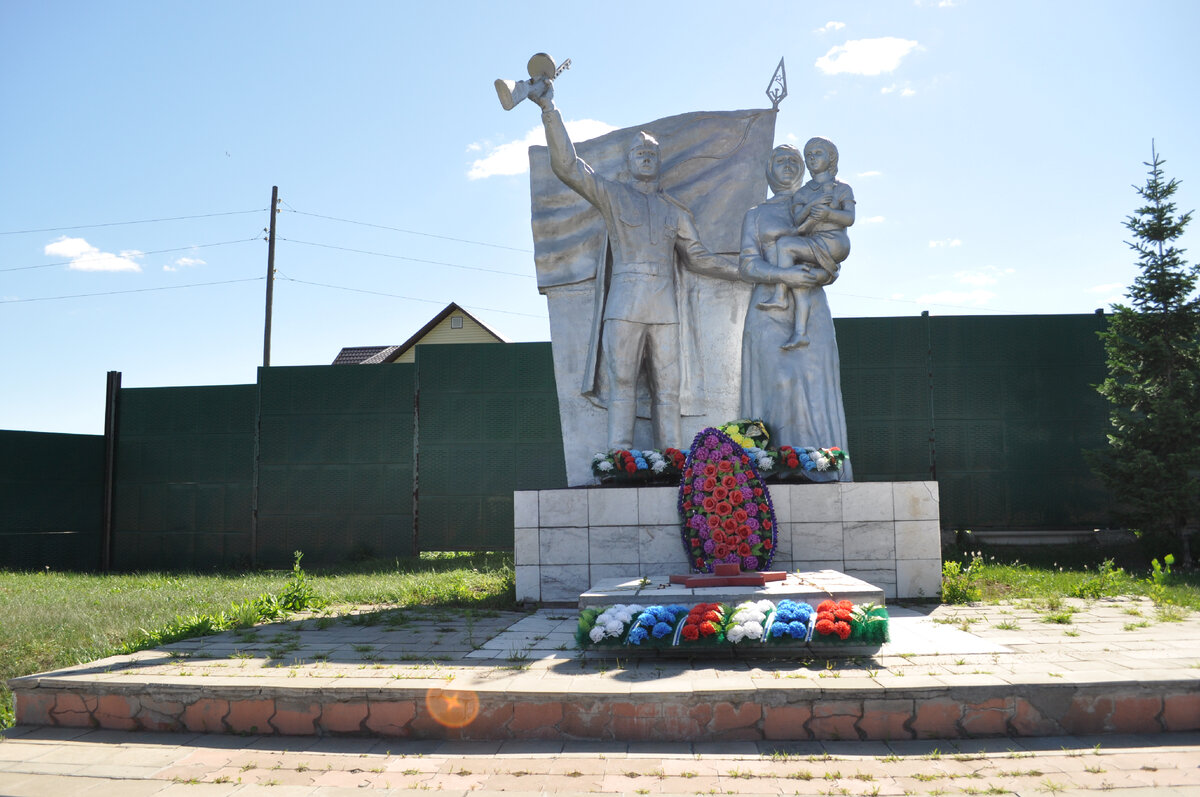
580, 569, 886, 610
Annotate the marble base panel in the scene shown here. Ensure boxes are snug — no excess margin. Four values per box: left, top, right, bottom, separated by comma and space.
515, 481, 942, 604
580, 569, 885, 610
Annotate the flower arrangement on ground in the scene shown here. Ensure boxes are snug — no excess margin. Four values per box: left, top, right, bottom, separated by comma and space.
577, 599, 888, 650
767, 599, 816, 641
678, 427, 777, 573
677, 602, 727, 645
576, 603, 645, 647
626, 604, 689, 646
725, 599, 775, 644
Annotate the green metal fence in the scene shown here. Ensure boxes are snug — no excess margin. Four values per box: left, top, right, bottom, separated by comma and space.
3, 314, 1117, 571
113, 385, 256, 570
0, 430, 104, 570
255, 364, 415, 568
834, 313, 1110, 529
415, 342, 566, 550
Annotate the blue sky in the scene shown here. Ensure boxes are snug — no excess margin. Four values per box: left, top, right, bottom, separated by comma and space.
2, 0, 1198, 435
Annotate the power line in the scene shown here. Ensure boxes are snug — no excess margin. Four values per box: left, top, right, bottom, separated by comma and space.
0, 210, 265, 236
276, 237, 535, 279
276, 275, 546, 318
0, 237, 261, 273
0, 277, 263, 304
282, 209, 534, 254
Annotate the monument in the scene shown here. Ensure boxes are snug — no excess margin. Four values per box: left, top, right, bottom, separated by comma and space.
503, 55, 942, 603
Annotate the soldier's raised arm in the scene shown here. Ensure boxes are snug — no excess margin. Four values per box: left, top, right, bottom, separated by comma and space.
529, 80, 603, 205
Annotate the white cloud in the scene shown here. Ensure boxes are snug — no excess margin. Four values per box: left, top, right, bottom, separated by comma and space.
862, 215, 886, 224
901, 87, 917, 97
465, 142, 481, 152
857, 170, 882, 178
467, 119, 618, 180
815, 37, 920, 76
939, 0, 957, 6
816, 21, 846, 34
881, 85, 896, 94
928, 238, 962, 248
882, 83, 916, 97
44, 236, 142, 272
916, 289, 996, 307
163, 256, 206, 273
954, 266, 1014, 287
786, 132, 799, 142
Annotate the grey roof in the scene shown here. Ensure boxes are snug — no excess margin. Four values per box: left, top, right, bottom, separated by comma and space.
331, 345, 400, 365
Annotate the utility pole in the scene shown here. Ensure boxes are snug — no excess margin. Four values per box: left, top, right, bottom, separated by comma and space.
263, 186, 278, 367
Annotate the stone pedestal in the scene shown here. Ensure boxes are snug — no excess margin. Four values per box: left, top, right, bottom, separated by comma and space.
514, 481, 942, 604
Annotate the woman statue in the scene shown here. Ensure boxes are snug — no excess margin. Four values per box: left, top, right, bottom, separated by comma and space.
738, 141, 854, 481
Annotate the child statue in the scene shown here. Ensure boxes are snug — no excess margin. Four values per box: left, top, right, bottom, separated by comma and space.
755, 137, 855, 349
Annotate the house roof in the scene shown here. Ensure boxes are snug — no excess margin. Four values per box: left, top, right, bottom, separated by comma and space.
330, 303, 507, 365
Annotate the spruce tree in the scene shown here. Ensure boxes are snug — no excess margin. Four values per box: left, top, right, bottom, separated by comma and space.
1091, 144, 1200, 564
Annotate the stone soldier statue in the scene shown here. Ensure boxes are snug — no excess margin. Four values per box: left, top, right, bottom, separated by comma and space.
527, 78, 736, 451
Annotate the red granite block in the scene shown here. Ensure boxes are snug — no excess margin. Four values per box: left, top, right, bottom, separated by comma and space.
458, 702, 513, 740
1162, 693, 1200, 732
509, 702, 563, 735
1109, 695, 1163, 734
910, 698, 961, 739
612, 701, 658, 719
271, 700, 320, 735
709, 701, 762, 738
365, 700, 417, 736
656, 702, 711, 740
959, 698, 1009, 737
182, 698, 229, 733
1009, 697, 1062, 736
14, 690, 54, 726
320, 702, 369, 734
224, 698, 275, 735
94, 694, 138, 730
809, 700, 862, 741
137, 697, 186, 732
612, 715, 654, 741
763, 704, 813, 740
50, 692, 96, 727
857, 698, 914, 740
558, 701, 612, 739
1061, 695, 1112, 736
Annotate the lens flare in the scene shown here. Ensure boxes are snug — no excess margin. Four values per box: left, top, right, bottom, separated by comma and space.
424, 689, 479, 728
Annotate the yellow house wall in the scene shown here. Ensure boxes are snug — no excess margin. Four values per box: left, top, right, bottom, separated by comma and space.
393, 314, 501, 363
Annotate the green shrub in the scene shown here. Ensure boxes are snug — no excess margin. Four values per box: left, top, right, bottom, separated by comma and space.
1068, 559, 1124, 599
942, 554, 982, 604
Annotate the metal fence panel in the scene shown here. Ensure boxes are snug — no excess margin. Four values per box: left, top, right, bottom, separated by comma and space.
415, 343, 566, 551
113, 385, 256, 570
255, 364, 415, 568
0, 431, 104, 570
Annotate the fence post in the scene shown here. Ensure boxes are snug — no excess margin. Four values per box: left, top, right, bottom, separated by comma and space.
101, 371, 121, 572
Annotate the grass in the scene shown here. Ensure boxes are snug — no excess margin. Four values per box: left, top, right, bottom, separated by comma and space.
0, 551, 514, 728
945, 546, 1200, 610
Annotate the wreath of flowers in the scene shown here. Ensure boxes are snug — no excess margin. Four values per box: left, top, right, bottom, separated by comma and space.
746, 445, 848, 479
589, 422, 846, 486
592, 448, 687, 484
678, 427, 777, 573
